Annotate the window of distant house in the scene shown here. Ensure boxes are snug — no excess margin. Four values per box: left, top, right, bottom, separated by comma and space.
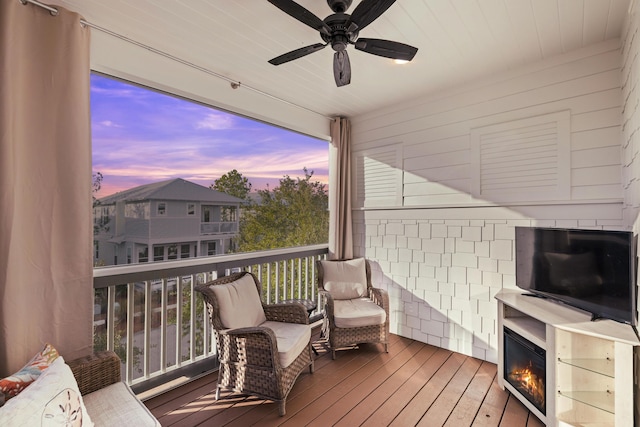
202, 206, 212, 223
91, 72, 328, 266
157, 202, 166, 216
126, 247, 132, 264
207, 242, 216, 256
125, 202, 149, 219
153, 246, 164, 262
138, 246, 149, 263
167, 244, 178, 260
181, 244, 190, 258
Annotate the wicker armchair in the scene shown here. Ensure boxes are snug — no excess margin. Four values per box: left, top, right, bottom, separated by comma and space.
195, 272, 314, 416
317, 258, 389, 359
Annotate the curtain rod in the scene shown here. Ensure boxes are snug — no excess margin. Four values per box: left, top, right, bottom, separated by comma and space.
20, 0, 334, 121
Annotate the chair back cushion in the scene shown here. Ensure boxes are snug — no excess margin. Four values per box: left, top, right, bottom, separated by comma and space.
320, 258, 368, 300
210, 274, 266, 329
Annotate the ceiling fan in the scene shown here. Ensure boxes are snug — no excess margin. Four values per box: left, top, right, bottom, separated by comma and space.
267, 0, 418, 87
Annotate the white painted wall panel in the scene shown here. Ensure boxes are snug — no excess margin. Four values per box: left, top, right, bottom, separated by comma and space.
621, 2, 640, 230
350, 41, 625, 363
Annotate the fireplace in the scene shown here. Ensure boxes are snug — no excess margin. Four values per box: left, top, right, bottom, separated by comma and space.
503, 327, 546, 415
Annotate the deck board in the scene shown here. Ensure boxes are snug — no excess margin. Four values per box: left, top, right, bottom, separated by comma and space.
144, 330, 545, 426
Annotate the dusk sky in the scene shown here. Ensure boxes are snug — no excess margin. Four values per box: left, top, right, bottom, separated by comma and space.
91, 74, 329, 198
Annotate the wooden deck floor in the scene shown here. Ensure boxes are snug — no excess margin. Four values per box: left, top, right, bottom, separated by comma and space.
144, 331, 545, 427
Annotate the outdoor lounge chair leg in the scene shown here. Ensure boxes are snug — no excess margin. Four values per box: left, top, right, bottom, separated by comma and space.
215, 386, 221, 400
279, 401, 286, 416
332, 349, 336, 360
385, 343, 388, 353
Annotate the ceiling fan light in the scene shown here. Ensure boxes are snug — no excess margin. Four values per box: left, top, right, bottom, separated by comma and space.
393, 59, 409, 65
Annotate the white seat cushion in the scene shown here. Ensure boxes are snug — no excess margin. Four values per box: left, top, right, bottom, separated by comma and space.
209, 274, 266, 329
83, 382, 160, 427
262, 321, 311, 368
333, 298, 386, 328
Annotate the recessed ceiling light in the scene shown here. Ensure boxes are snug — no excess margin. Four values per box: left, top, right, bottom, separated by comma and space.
393, 59, 409, 65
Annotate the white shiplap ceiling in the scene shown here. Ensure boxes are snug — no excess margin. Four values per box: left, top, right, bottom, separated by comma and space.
46, 0, 629, 118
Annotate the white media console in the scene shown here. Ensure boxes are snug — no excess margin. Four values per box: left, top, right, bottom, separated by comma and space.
496, 289, 640, 426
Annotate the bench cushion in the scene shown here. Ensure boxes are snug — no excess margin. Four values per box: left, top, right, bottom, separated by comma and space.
83, 382, 160, 427
333, 298, 386, 328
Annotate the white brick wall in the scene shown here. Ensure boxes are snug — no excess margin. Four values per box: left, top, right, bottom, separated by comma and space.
354, 211, 623, 363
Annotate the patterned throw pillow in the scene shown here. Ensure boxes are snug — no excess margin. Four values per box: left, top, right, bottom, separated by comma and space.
0, 356, 94, 427
0, 343, 60, 403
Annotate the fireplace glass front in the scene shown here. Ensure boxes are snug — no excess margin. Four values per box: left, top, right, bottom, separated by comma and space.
503, 327, 546, 415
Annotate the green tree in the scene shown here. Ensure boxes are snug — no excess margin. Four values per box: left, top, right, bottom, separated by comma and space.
92, 171, 103, 204
238, 168, 328, 252
92, 172, 110, 234
211, 169, 252, 201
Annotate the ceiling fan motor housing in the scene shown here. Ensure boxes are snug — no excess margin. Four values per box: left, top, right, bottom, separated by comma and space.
321, 13, 359, 52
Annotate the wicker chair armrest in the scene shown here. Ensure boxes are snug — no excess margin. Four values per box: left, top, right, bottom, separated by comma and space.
221, 325, 277, 339
67, 350, 121, 396
264, 303, 309, 324
218, 326, 280, 368
370, 287, 390, 314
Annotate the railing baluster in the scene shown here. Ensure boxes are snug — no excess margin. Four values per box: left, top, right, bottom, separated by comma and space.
144, 280, 152, 379
126, 282, 135, 383
107, 285, 116, 352
266, 263, 271, 304
160, 277, 167, 373
200, 274, 210, 358
298, 257, 303, 299
176, 277, 183, 367
275, 262, 280, 303
189, 276, 196, 362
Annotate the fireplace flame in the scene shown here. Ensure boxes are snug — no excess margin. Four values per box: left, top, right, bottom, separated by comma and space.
508, 361, 545, 409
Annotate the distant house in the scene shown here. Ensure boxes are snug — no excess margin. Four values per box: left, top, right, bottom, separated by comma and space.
93, 178, 244, 266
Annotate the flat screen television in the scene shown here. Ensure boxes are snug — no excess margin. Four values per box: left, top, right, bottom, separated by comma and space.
515, 227, 637, 325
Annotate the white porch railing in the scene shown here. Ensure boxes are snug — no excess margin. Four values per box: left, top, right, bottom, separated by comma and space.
93, 244, 328, 392
200, 221, 238, 234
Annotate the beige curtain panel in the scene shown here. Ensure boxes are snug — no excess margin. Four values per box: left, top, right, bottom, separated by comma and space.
0, 0, 93, 375
329, 117, 353, 260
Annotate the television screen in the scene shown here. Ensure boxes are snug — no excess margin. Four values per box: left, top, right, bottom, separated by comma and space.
515, 227, 636, 325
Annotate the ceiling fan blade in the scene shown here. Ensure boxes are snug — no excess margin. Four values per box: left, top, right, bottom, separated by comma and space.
333, 51, 351, 87
269, 43, 327, 65
348, 0, 396, 32
267, 0, 331, 35
354, 38, 418, 61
